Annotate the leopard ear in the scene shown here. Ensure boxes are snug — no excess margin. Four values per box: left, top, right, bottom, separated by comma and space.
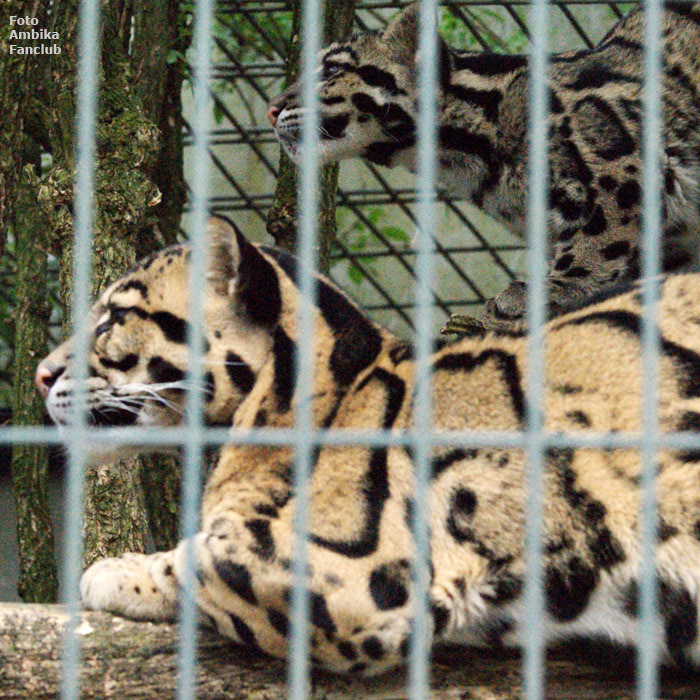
206, 216, 243, 297
206, 216, 282, 327
382, 4, 451, 87
382, 3, 420, 65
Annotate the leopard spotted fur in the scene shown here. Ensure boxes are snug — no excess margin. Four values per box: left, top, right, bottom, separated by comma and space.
37, 217, 700, 675
269, 3, 700, 329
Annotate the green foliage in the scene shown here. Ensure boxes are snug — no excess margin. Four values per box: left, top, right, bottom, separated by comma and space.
333, 207, 411, 287
440, 6, 528, 53
207, 9, 293, 124
214, 10, 292, 64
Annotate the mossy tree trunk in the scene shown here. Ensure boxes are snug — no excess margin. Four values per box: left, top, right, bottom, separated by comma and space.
2, 1, 59, 603
267, 0, 357, 273
0, 1, 52, 256
130, 0, 192, 252
129, 0, 193, 552
31, 1, 146, 568
10, 147, 58, 603
128, 0, 189, 551
9, 0, 190, 570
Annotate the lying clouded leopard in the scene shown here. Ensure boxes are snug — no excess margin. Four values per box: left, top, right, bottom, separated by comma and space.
36, 216, 700, 674
269, 3, 700, 330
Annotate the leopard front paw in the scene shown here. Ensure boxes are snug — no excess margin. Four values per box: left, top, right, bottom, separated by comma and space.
80, 552, 177, 622
478, 281, 528, 332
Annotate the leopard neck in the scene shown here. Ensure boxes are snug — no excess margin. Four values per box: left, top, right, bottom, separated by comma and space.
375, 49, 529, 223
233, 247, 399, 433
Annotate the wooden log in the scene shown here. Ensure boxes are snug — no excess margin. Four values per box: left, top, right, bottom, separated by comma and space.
0, 603, 698, 699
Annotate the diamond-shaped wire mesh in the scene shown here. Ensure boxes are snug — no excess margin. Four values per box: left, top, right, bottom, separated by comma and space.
183, 0, 633, 338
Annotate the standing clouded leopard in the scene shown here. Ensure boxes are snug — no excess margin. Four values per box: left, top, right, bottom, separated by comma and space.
269, 3, 700, 330
36, 217, 700, 674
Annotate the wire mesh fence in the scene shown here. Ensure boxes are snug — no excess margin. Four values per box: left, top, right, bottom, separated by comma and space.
1, 0, 685, 699
180, 1, 667, 696
185, 0, 631, 337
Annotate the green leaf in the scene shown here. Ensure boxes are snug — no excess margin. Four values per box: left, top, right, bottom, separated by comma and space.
348, 264, 364, 285
381, 226, 410, 243
166, 50, 183, 65
213, 101, 224, 124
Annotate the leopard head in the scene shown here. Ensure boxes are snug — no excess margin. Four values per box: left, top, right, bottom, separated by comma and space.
36, 217, 388, 455
268, 4, 447, 167
35, 218, 286, 437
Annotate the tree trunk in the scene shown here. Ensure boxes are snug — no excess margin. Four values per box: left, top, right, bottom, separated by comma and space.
0, 1, 52, 256
131, 0, 191, 250
127, 0, 191, 552
139, 453, 181, 552
0, 603, 698, 700
10, 149, 58, 603
266, 0, 357, 273
32, 0, 155, 568
25, 0, 189, 566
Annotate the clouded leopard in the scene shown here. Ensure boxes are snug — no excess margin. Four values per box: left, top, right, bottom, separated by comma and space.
37, 217, 700, 675
269, 3, 700, 330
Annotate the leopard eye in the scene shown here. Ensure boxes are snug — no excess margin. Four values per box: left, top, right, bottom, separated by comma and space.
95, 306, 128, 338
324, 64, 341, 78
94, 320, 111, 339
110, 306, 129, 324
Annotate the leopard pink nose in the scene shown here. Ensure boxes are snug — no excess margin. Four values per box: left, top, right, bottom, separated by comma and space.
35, 362, 62, 399
267, 104, 281, 127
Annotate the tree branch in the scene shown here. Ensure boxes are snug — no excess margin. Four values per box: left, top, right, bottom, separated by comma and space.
266, 0, 357, 273
1, 604, 698, 699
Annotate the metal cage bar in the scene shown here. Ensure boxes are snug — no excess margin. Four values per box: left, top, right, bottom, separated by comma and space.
289, 0, 323, 693
522, 0, 549, 696
638, 0, 663, 697
60, 0, 102, 697
410, 2, 440, 697
176, 0, 216, 698
5, 1, 670, 699
11, 423, 700, 451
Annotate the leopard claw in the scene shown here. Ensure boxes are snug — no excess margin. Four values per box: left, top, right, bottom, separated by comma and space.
440, 314, 487, 337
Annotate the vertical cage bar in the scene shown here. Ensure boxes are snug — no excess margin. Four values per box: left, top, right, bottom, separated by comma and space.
637, 0, 663, 697
60, 0, 102, 698
409, 1, 439, 699
523, 0, 549, 698
176, 0, 215, 698
288, 0, 322, 695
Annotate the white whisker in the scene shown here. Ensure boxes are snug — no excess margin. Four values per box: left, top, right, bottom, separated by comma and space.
96, 383, 187, 415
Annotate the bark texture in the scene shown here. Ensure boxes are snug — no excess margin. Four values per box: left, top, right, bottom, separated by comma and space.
19, 0, 189, 567
139, 453, 181, 552
130, 0, 191, 250
0, 1, 51, 255
0, 604, 699, 700
10, 154, 58, 603
32, 0, 157, 568
266, 0, 357, 273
